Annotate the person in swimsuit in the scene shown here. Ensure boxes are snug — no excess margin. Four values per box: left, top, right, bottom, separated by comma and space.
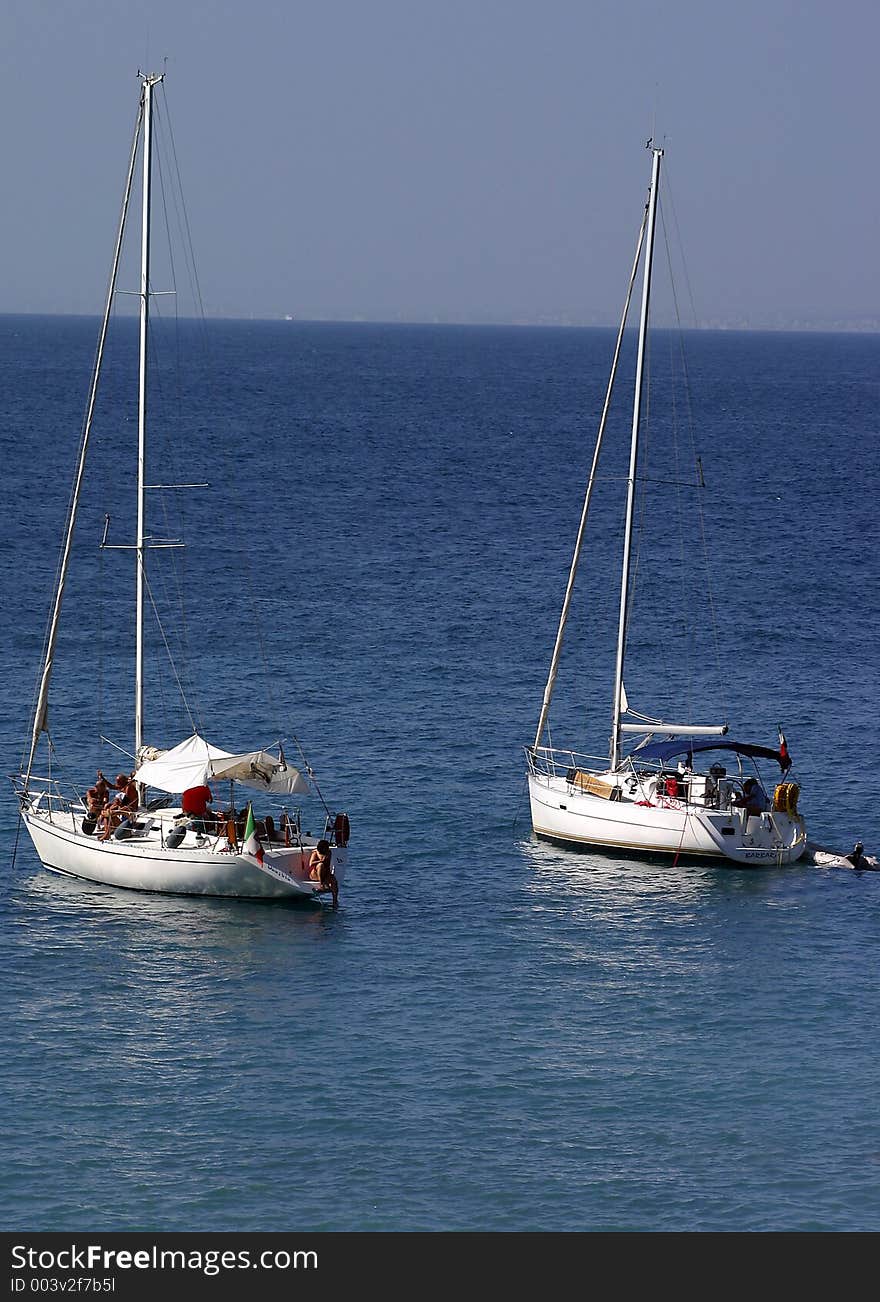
99, 773, 138, 840
85, 771, 109, 818
308, 838, 339, 907
83, 771, 109, 833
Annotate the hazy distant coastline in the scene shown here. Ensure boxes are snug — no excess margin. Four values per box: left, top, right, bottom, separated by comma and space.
2, 310, 878, 334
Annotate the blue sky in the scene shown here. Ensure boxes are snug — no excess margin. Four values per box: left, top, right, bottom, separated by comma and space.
2, 0, 877, 327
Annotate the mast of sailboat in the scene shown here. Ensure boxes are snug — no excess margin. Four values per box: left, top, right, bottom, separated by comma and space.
532, 205, 649, 752
135, 72, 163, 760
23, 88, 146, 788
610, 144, 663, 771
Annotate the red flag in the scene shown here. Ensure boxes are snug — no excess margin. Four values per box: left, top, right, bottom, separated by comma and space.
778, 726, 792, 773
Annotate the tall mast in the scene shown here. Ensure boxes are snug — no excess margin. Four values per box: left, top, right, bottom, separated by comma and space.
23, 90, 145, 786
532, 206, 648, 751
610, 145, 662, 770
135, 73, 163, 759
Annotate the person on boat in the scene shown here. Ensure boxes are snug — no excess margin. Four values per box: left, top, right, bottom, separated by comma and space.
704, 764, 726, 809
97, 802, 120, 841
82, 770, 110, 834
85, 771, 109, 819
663, 773, 682, 800
308, 839, 339, 908
181, 782, 214, 833
846, 842, 872, 871
116, 773, 138, 811
98, 773, 138, 840
731, 778, 769, 828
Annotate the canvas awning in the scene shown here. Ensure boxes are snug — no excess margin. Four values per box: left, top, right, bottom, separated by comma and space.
630, 737, 787, 768
133, 733, 311, 796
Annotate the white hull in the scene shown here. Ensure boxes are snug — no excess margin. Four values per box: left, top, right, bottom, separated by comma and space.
528, 774, 806, 866
20, 804, 347, 901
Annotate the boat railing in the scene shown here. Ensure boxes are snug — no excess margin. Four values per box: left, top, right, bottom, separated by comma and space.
526, 749, 762, 813
12, 773, 87, 814
525, 746, 609, 780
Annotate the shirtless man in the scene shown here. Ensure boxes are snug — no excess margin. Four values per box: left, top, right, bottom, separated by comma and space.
83, 771, 109, 832
85, 771, 109, 817
99, 773, 138, 840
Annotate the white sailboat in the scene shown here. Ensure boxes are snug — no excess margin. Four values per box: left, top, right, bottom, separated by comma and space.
525, 145, 806, 866
14, 73, 350, 901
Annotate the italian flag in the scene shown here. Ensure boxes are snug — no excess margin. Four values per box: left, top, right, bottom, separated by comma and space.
242, 803, 264, 866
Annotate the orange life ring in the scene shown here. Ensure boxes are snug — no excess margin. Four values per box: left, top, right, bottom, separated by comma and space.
334, 811, 351, 847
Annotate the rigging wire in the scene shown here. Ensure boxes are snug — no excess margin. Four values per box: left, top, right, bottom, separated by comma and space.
133, 94, 211, 743
149, 94, 321, 797
147, 90, 297, 768
289, 734, 332, 819
155, 71, 323, 793
511, 775, 529, 832
156, 84, 209, 331
659, 175, 728, 719
10, 804, 24, 873
143, 145, 200, 729
622, 185, 729, 728
665, 323, 696, 718
26, 81, 328, 817
141, 568, 201, 737
98, 515, 105, 749
625, 308, 676, 695
536, 200, 650, 750
659, 160, 700, 329
22, 102, 145, 774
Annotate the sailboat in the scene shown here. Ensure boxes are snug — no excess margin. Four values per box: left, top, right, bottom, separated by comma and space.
525, 145, 806, 866
13, 73, 350, 901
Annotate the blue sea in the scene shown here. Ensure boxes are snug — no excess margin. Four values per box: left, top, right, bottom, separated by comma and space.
1, 316, 878, 1233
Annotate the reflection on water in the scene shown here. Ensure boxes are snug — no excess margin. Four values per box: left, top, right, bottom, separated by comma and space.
511, 833, 810, 976
14, 864, 333, 934
515, 834, 790, 904
5, 866, 342, 1058
2, 867, 354, 1195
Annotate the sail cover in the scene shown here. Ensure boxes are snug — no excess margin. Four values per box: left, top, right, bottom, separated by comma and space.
133, 733, 310, 795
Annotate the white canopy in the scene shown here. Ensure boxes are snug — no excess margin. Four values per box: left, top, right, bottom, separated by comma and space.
133, 733, 311, 796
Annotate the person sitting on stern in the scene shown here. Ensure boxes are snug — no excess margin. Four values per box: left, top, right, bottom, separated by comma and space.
308, 838, 339, 908
731, 777, 768, 832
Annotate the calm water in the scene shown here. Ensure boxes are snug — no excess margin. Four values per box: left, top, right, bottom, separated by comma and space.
1, 316, 878, 1232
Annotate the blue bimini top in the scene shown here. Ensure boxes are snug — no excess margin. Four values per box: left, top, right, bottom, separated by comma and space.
631, 737, 787, 769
